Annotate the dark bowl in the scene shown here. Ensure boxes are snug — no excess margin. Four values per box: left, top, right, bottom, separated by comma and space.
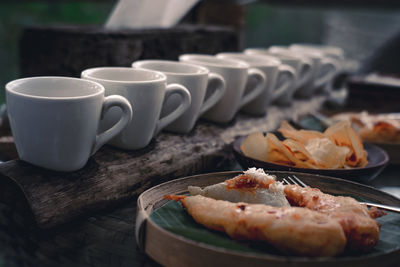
370, 142, 400, 165
233, 135, 389, 183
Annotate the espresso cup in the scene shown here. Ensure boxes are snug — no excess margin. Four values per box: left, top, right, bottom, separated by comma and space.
131, 60, 225, 133
290, 44, 345, 64
216, 52, 296, 113
179, 54, 266, 123
6, 76, 132, 172
289, 46, 341, 97
245, 47, 314, 105
81, 67, 191, 150
290, 43, 345, 94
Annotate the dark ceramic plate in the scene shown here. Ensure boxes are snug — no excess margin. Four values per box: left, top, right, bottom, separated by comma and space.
371, 142, 400, 165
233, 134, 389, 183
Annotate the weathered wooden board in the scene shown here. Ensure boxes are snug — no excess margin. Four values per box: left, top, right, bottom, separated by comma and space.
0, 96, 326, 228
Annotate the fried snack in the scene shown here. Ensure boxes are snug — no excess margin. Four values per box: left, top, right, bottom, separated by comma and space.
332, 111, 400, 144
278, 120, 326, 143
166, 194, 347, 257
360, 121, 400, 144
282, 139, 316, 164
241, 120, 368, 169
240, 132, 269, 162
324, 121, 368, 167
188, 168, 290, 207
265, 133, 316, 168
240, 133, 306, 167
284, 184, 383, 253
303, 138, 349, 169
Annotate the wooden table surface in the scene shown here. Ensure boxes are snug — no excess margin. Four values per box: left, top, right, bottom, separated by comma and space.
1, 95, 399, 266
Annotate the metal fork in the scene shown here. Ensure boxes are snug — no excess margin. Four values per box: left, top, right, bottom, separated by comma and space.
283, 175, 400, 213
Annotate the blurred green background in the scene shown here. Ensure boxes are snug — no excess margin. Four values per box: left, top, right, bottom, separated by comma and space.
244, 5, 324, 47
0, 2, 113, 104
0, 2, 399, 104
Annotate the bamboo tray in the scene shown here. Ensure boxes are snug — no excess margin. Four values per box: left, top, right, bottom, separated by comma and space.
136, 171, 400, 267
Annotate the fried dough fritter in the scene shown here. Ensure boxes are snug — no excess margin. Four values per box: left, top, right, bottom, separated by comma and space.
284, 184, 381, 253
166, 195, 347, 257
188, 169, 289, 207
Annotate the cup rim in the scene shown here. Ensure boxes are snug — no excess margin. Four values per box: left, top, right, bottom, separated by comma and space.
179, 54, 249, 69
132, 60, 209, 76
81, 67, 167, 84
288, 47, 324, 58
216, 52, 281, 67
245, 48, 296, 60
245, 47, 285, 55
265, 50, 309, 62
290, 43, 344, 55
244, 47, 269, 53
266, 52, 301, 61
5, 76, 105, 100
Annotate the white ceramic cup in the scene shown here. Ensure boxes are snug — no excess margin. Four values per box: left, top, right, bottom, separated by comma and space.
81, 67, 191, 150
245, 48, 314, 105
216, 52, 296, 113
131, 60, 226, 133
290, 44, 345, 63
6, 76, 133, 172
179, 54, 266, 123
288, 46, 341, 97
290, 43, 345, 94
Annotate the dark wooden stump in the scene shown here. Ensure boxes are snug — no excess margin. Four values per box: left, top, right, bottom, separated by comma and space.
19, 24, 240, 78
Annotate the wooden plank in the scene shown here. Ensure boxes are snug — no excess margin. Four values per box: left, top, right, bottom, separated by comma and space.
0, 96, 326, 228
0, 116, 18, 162
0, 189, 157, 267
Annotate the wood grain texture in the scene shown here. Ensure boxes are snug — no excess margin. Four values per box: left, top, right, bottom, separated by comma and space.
0, 96, 326, 228
0, 116, 17, 162
0, 187, 159, 267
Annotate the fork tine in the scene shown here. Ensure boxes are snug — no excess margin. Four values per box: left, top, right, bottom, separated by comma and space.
292, 175, 308, 187
286, 175, 298, 186
282, 178, 290, 185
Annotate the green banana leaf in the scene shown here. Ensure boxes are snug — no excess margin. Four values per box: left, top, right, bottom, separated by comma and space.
150, 199, 400, 258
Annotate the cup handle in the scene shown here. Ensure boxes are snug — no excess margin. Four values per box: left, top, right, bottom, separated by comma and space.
199, 72, 226, 116
313, 58, 340, 88
297, 58, 313, 88
91, 95, 133, 155
154, 83, 191, 135
239, 68, 267, 108
272, 65, 296, 101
